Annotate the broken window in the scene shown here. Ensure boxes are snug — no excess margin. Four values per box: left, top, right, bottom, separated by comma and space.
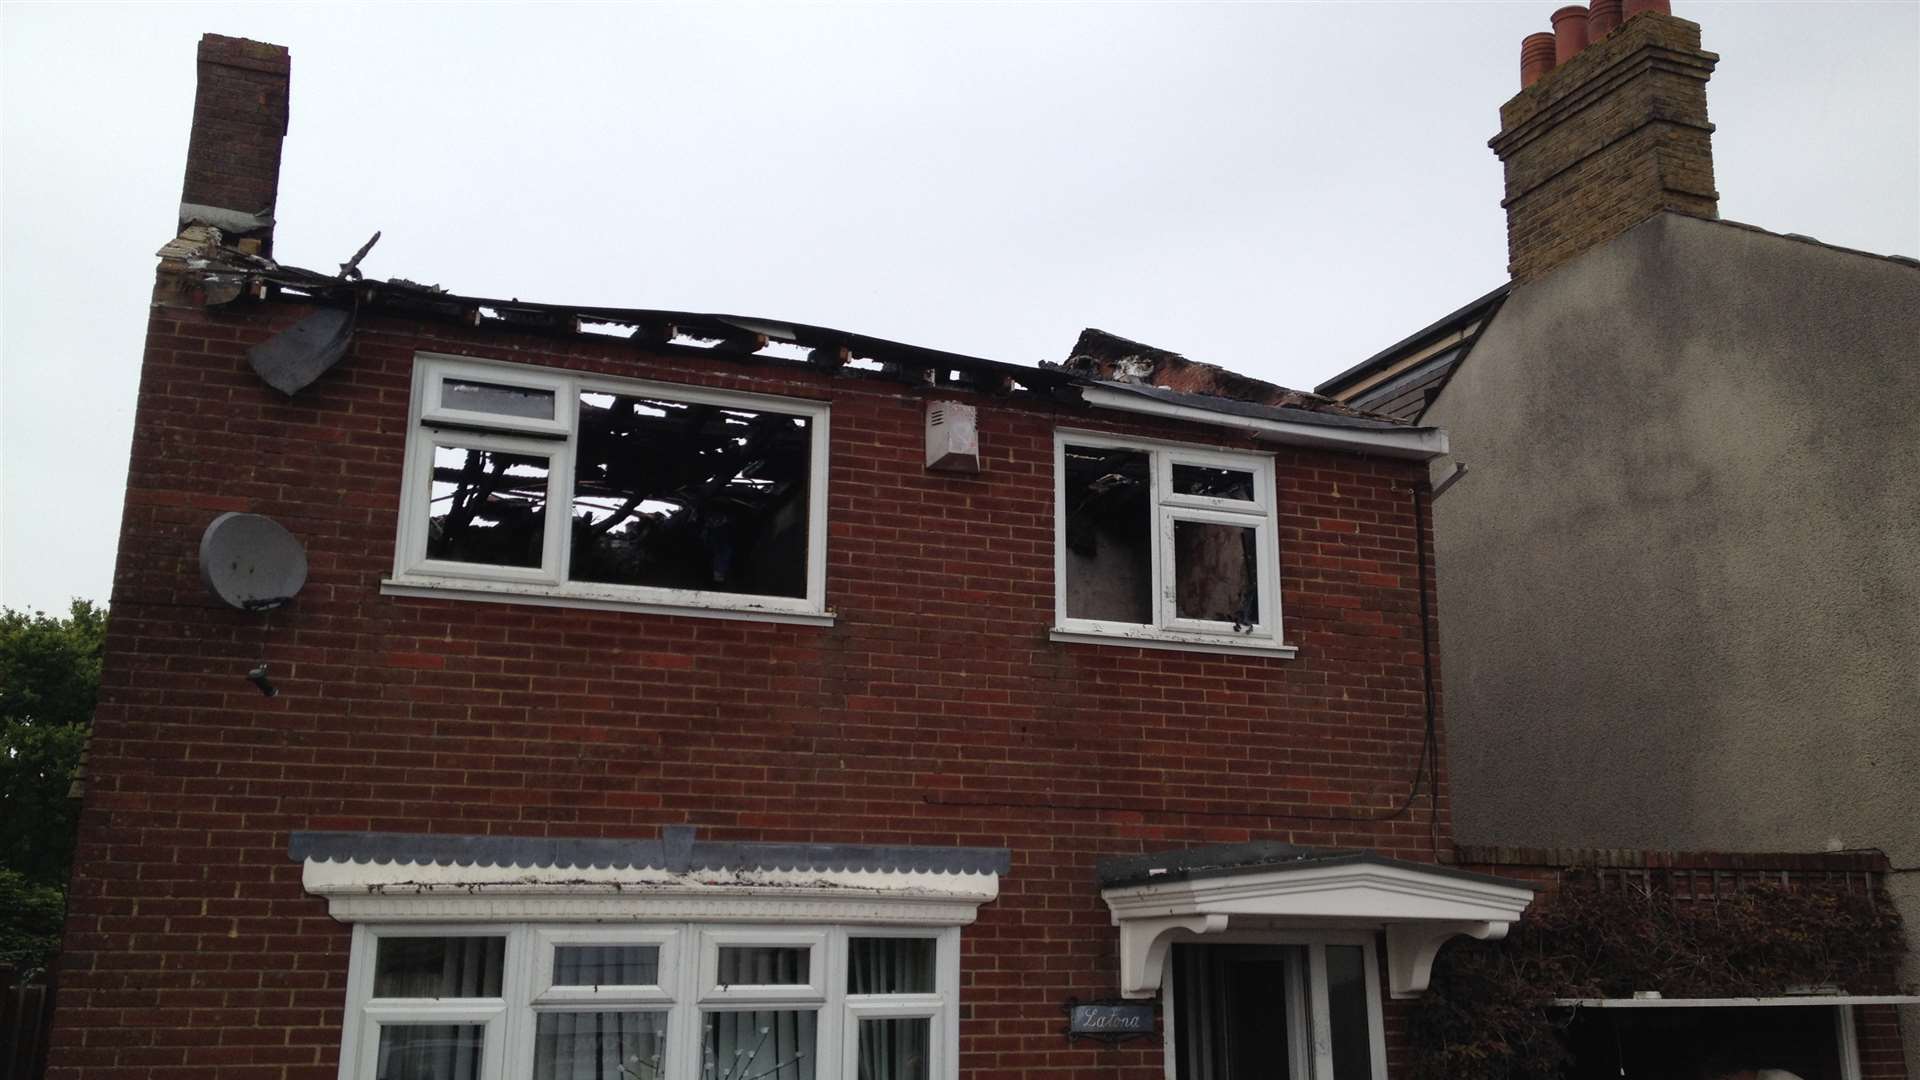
1056, 434, 1283, 652
570, 393, 812, 599
427, 447, 550, 568
395, 356, 828, 619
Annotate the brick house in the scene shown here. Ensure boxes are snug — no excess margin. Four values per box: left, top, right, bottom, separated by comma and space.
46, 32, 1538, 1080
1316, 2, 1920, 1077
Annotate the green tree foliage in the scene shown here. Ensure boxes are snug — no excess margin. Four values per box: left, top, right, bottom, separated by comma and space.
1, 600, 105, 884
0, 868, 67, 980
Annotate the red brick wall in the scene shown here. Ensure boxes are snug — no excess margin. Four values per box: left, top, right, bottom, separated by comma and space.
50, 294, 1449, 1078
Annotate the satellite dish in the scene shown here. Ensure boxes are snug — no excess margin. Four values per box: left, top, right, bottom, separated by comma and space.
248, 306, 354, 396
199, 513, 308, 611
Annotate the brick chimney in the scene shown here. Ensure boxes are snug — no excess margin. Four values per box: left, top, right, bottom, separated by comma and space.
1490, 6, 1718, 283
179, 34, 290, 256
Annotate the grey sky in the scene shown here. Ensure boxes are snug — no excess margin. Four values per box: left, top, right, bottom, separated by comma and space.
2, 1, 1915, 614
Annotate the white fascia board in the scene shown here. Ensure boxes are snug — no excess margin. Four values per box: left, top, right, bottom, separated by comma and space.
1101, 862, 1535, 926
1077, 386, 1449, 461
1100, 861, 1535, 999
302, 858, 999, 926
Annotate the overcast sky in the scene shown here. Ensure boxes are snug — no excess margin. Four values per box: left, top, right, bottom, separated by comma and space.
2, 1, 1915, 614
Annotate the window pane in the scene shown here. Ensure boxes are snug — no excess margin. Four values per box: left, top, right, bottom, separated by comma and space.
1063, 445, 1152, 623
553, 944, 661, 987
533, 1011, 667, 1080
857, 1017, 931, 1080
1173, 520, 1259, 626
848, 938, 935, 995
702, 1009, 816, 1080
374, 1023, 484, 1080
427, 447, 549, 568
1172, 464, 1255, 501
441, 378, 556, 421
373, 937, 505, 999
570, 394, 812, 598
717, 946, 810, 986
1326, 945, 1375, 1080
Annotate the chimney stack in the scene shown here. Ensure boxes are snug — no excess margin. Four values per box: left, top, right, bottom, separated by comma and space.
1550, 7, 1590, 65
1587, 0, 1623, 40
179, 34, 290, 256
1490, 6, 1718, 283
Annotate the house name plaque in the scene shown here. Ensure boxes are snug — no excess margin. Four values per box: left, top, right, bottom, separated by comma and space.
1066, 1002, 1156, 1044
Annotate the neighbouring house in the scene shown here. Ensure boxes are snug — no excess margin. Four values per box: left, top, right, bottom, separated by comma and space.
44, 32, 1545, 1080
1317, 1, 1920, 1075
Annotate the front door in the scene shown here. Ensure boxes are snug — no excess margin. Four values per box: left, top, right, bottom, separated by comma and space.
1170, 943, 1381, 1080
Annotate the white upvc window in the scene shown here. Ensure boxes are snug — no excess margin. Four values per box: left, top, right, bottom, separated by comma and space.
388, 354, 831, 624
337, 923, 959, 1080
1052, 430, 1293, 658
1163, 933, 1388, 1080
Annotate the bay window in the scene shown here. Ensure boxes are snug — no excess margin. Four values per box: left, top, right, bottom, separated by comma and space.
339, 923, 957, 1080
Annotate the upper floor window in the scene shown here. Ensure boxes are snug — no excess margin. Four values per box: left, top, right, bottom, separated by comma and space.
1052, 431, 1293, 657
390, 355, 830, 622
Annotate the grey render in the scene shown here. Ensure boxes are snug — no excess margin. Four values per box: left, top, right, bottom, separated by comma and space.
1417, 210, 1920, 1054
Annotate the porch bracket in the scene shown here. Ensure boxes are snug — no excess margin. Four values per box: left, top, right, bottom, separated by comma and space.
1116, 913, 1231, 999
1384, 920, 1510, 999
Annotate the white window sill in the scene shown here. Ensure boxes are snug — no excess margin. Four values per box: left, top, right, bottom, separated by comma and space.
381, 577, 836, 627
1049, 627, 1299, 660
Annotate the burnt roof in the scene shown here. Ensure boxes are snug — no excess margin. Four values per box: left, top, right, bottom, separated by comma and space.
1061, 327, 1402, 424
1315, 284, 1509, 399
168, 237, 1418, 437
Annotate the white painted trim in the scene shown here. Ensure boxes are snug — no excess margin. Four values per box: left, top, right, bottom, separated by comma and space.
1102, 861, 1534, 999
1078, 385, 1450, 460
1306, 944, 1336, 1079
698, 928, 828, 1003
1048, 628, 1300, 659
530, 926, 679, 1005
1384, 920, 1508, 998
302, 857, 999, 926
1837, 1003, 1863, 1080
1552, 994, 1920, 1008
419, 357, 573, 438
380, 579, 837, 626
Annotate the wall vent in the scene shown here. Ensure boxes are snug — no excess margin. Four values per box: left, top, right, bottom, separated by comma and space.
926, 401, 981, 473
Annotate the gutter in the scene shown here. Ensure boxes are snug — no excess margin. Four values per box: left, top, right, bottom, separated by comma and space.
1078, 385, 1450, 461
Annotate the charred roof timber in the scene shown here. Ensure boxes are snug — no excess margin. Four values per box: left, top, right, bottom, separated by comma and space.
158, 242, 1449, 457
158, 32, 1446, 461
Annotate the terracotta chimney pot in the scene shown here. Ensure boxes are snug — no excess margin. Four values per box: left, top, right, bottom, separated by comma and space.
1623, 0, 1671, 19
1521, 32, 1559, 88
1588, 0, 1623, 38
1552, 6, 1592, 64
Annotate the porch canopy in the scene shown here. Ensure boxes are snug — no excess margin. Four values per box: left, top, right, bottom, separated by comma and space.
1097, 842, 1536, 999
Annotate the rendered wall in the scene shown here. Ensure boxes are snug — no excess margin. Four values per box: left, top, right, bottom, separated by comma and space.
49, 295, 1449, 1079
1426, 210, 1920, 1067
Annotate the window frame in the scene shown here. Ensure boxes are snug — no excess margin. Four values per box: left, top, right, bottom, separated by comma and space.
336, 922, 960, 1080
1052, 429, 1294, 658
1159, 931, 1389, 1080
389, 353, 833, 624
